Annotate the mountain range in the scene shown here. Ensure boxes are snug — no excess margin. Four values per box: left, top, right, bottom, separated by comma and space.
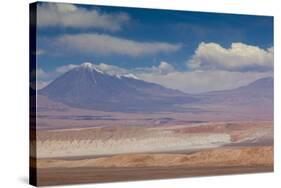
38, 63, 273, 112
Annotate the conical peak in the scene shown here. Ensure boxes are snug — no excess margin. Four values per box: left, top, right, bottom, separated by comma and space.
79, 62, 104, 74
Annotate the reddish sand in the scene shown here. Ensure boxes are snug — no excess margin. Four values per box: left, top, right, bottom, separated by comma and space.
32, 146, 273, 186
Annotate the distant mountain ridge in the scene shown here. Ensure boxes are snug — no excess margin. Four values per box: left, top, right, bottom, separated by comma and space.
198, 77, 273, 106
39, 63, 196, 112
39, 63, 273, 112
238, 77, 273, 92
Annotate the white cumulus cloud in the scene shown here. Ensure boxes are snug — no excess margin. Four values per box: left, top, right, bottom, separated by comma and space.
95, 63, 128, 75
187, 42, 273, 72
34, 68, 50, 80
53, 33, 182, 57
157, 61, 175, 74
37, 3, 130, 31
54, 64, 79, 74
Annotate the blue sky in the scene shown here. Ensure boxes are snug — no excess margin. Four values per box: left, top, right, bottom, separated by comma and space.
35, 2, 273, 93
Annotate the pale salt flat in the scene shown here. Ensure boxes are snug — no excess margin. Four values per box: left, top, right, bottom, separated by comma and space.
32, 131, 231, 158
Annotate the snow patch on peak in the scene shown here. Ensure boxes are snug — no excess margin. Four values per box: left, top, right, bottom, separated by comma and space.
115, 73, 138, 80
80, 62, 104, 74
78, 63, 139, 79
116, 75, 122, 79
122, 73, 139, 80
81, 62, 94, 68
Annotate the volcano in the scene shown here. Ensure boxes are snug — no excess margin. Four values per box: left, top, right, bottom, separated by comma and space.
39, 63, 196, 112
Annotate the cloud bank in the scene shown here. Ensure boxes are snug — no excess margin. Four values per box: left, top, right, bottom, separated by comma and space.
37, 3, 130, 31
37, 62, 272, 93
53, 33, 182, 57
37, 42, 273, 93
188, 42, 273, 72
138, 70, 272, 93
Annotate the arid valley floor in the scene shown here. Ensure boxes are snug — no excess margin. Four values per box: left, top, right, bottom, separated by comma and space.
31, 106, 273, 185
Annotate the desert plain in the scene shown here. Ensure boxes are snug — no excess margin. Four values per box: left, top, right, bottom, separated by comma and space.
30, 102, 273, 185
